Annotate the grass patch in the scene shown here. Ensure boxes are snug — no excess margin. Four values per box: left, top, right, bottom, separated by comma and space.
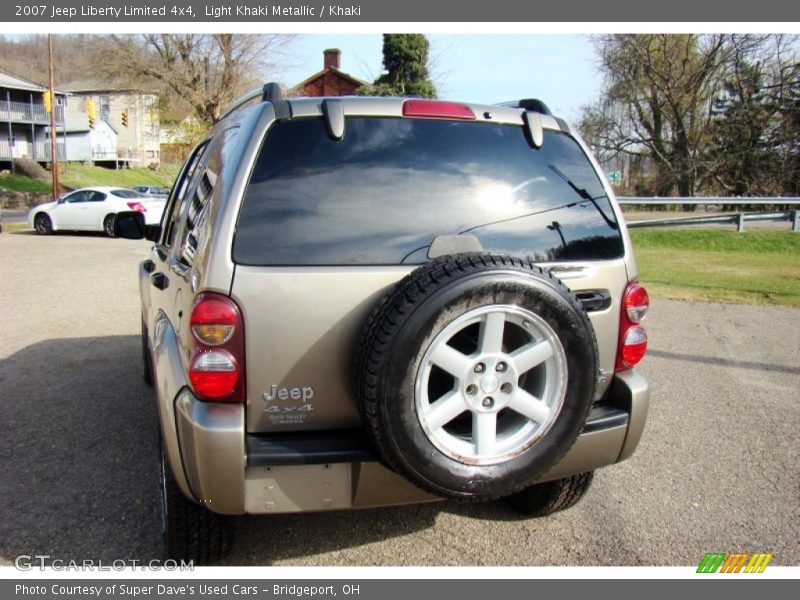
58, 163, 181, 190
2, 164, 182, 195
630, 229, 800, 307
1, 222, 29, 232
0, 173, 52, 193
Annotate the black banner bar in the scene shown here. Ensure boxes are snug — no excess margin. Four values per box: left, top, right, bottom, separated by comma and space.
2, 0, 800, 22
3, 579, 798, 600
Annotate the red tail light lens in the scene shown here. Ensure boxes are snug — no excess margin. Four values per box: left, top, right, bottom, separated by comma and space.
190, 295, 238, 346
188, 293, 245, 402
402, 100, 476, 121
616, 282, 649, 371
126, 202, 146, 212
189, 350, 239, 399
621, 326, 647, 366
623, 283, 649, 323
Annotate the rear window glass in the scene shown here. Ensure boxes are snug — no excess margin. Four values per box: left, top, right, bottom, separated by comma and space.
234, 117, 623, 265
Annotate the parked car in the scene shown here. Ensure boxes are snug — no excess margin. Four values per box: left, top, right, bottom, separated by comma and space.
116, 84, 650, 563
132, 185, 170, 199
29, 186, 166, 237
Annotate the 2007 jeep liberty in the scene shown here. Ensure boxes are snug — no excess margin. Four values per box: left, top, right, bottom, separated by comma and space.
116, 83, 650, 563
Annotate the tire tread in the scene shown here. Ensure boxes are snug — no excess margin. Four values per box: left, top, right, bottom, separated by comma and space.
506, 471, 594, 516
162, 454, 234, 564
355, 253, 597, 501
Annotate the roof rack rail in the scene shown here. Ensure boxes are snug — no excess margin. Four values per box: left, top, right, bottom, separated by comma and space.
219, 82, 286, 121
495, 98, 553, 115
517, 99, 552, 115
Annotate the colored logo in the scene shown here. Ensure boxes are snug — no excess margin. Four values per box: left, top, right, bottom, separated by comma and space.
697, 552, 773, 573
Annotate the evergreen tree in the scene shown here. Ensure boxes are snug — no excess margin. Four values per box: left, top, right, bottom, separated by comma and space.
359, 34, 437, 98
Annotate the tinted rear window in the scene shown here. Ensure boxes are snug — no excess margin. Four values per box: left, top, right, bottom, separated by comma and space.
234, 117, 623, 265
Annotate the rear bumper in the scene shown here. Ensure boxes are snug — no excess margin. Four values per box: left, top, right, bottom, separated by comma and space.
539, 368, 649, 482
173, 369, 649, 515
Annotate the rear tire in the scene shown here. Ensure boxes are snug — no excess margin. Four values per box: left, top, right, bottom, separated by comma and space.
159, 442, 234, 564
34, 213, 53, 235
505, 471, 594, 516
141, 318, 153, 387
356, 253, 598, 501
103, 214, 116, 237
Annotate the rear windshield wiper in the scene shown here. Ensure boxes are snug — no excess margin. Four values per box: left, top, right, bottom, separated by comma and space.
399, 198, 584, 263
548, 165, 618, 230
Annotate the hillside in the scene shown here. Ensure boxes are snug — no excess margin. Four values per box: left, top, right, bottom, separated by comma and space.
0, 164, 180, 195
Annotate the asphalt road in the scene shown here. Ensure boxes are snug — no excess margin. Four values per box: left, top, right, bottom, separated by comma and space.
0, 231, 798, 567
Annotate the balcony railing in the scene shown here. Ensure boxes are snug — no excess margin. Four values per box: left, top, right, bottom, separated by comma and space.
92, 147, 141, 160
0, 100, 65, 126
34, 141, 67, 161
0, 139, 65, 161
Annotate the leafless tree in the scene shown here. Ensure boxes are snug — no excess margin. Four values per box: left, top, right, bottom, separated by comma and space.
579, 34, 731, 196
580, 34, 800, 198
106, 34, 296, 125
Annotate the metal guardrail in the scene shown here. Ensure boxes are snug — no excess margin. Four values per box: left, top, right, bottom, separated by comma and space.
618, 197, 800, 206
617, 197, 800, 231
627, 210, 799, 232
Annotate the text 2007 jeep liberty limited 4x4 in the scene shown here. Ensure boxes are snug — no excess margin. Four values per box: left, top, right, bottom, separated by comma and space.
116, 83, 650, 563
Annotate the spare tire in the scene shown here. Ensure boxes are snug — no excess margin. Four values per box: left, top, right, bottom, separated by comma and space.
356, 254, 598, 501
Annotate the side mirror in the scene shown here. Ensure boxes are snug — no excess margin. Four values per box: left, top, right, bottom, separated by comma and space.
57, 197, 65, 204
114, 211, 146, 239
145, 224, 161, 242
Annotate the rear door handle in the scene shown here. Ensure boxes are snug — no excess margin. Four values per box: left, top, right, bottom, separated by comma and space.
151, 272, 169, 290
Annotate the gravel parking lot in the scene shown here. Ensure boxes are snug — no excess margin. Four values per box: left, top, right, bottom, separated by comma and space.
1, 230, 798, 566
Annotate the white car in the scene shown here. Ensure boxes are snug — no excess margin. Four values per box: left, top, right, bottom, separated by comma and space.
132, 185, 170, 199
29, 186, 166, 237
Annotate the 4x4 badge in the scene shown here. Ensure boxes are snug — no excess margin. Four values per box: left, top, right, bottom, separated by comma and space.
264, 405, 314, 413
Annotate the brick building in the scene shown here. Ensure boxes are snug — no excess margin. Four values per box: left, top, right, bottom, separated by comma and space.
289, 49, 367, 97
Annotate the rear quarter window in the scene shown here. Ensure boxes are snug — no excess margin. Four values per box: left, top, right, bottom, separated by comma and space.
174, 128, 240, 269
234, 117, 623, 265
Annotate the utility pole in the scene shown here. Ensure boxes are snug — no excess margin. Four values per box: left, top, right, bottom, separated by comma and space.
48, 34, 60, 199
547, 221, 567, 248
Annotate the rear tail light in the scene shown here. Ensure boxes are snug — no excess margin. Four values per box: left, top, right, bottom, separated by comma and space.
620, 326, 647, 367
615, 282, 649, 371
188, 293, 245, 402
190, 295, 238, 345
126, 202, 147, 212
189, 351, 238, 399
624, 283, 649, 323
402, 100, 475, 121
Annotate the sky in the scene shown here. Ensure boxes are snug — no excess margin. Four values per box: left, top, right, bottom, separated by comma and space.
281, 34, 604, 123
1, 32, 602, 123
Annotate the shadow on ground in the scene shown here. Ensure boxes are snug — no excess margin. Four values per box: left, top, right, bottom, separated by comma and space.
0, 336, 523, 565
0, 336, 163, 563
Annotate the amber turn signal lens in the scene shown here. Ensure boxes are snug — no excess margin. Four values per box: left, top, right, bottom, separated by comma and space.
191, 324, 234, 346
